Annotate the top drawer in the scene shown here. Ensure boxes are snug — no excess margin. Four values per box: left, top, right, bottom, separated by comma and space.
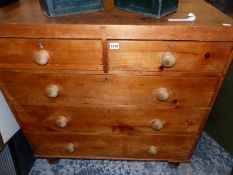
0, 39, 102, 71
108, 41, 232, 73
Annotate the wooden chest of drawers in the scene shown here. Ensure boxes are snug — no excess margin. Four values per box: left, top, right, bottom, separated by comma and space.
0, 0, 232, 162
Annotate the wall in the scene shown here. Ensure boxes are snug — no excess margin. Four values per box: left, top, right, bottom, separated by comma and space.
205, 61, 233, 155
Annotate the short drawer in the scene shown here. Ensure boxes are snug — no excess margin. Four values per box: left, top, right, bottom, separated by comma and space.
0, 72, 219, 107
0, 39, 102, 71
26, 133, 197, 161
108, 41, 232, 73
13, 105, 209, 135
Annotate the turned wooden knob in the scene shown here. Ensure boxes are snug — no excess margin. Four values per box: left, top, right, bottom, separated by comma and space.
161, 51, 176, 68
156, 88, 169, 101
151, 119, 164, 131
148, 146, 158, 156
46, 84, 59, 98
65, 143, 75, 153
34, 50, 49, 66
56, 116, 68, 128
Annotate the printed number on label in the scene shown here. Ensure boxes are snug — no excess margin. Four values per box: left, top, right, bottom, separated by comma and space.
110, 43, 120, 50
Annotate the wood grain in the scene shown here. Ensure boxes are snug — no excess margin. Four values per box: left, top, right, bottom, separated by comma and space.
0, 0, 232, 162
0, 39, 103, 71
13, 105, 209, 135
26, 132, 197, 161
0, 71, 219, 107
0, 0, 232, 41
109, 41, 232, 73
102, 39, 109, 73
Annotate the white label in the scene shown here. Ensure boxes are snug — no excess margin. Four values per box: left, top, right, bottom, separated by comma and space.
110, 43, 120, 50
0, 91, 20, 144
222, 23, 232, 27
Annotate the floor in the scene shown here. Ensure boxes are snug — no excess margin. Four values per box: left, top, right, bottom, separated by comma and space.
29, 132, 233, 175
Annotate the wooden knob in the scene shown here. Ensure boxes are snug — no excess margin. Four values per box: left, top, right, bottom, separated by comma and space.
156, 88, 169, 101
46, 84, 59, 98
34, 50, 49, 66
56, 116, 68, 128
65, 143, 75, 153
161, 51, 176, 68
148, 146, 158, 156
151, 119, 164, 131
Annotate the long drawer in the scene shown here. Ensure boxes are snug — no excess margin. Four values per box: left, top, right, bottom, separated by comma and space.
0, 39, 103, 71
0, 72, 219, 107
13, 105, 208, 135
26, 133, 197, 161
108, 41, 232, 73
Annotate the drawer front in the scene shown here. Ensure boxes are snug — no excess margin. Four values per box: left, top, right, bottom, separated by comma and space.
26, 133, 197, 161
0, 39, 102, 71
0, 72, 219, 107
14, 105, 208, 135
108, 41, 232, 73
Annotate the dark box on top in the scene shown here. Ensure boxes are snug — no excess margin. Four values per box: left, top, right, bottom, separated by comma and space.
114, 0, 179, 18
39, 0, 104, 17
0, 0, 18, 7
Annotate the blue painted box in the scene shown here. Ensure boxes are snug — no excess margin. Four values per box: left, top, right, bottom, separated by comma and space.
39, 0, 104, 17
114, 0, 179, 18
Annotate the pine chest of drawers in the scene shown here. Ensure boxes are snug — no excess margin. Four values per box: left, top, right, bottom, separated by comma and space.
0, 0, 232, 162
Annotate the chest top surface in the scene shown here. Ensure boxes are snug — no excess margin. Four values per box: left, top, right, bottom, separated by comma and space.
0, 0, 233, 40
